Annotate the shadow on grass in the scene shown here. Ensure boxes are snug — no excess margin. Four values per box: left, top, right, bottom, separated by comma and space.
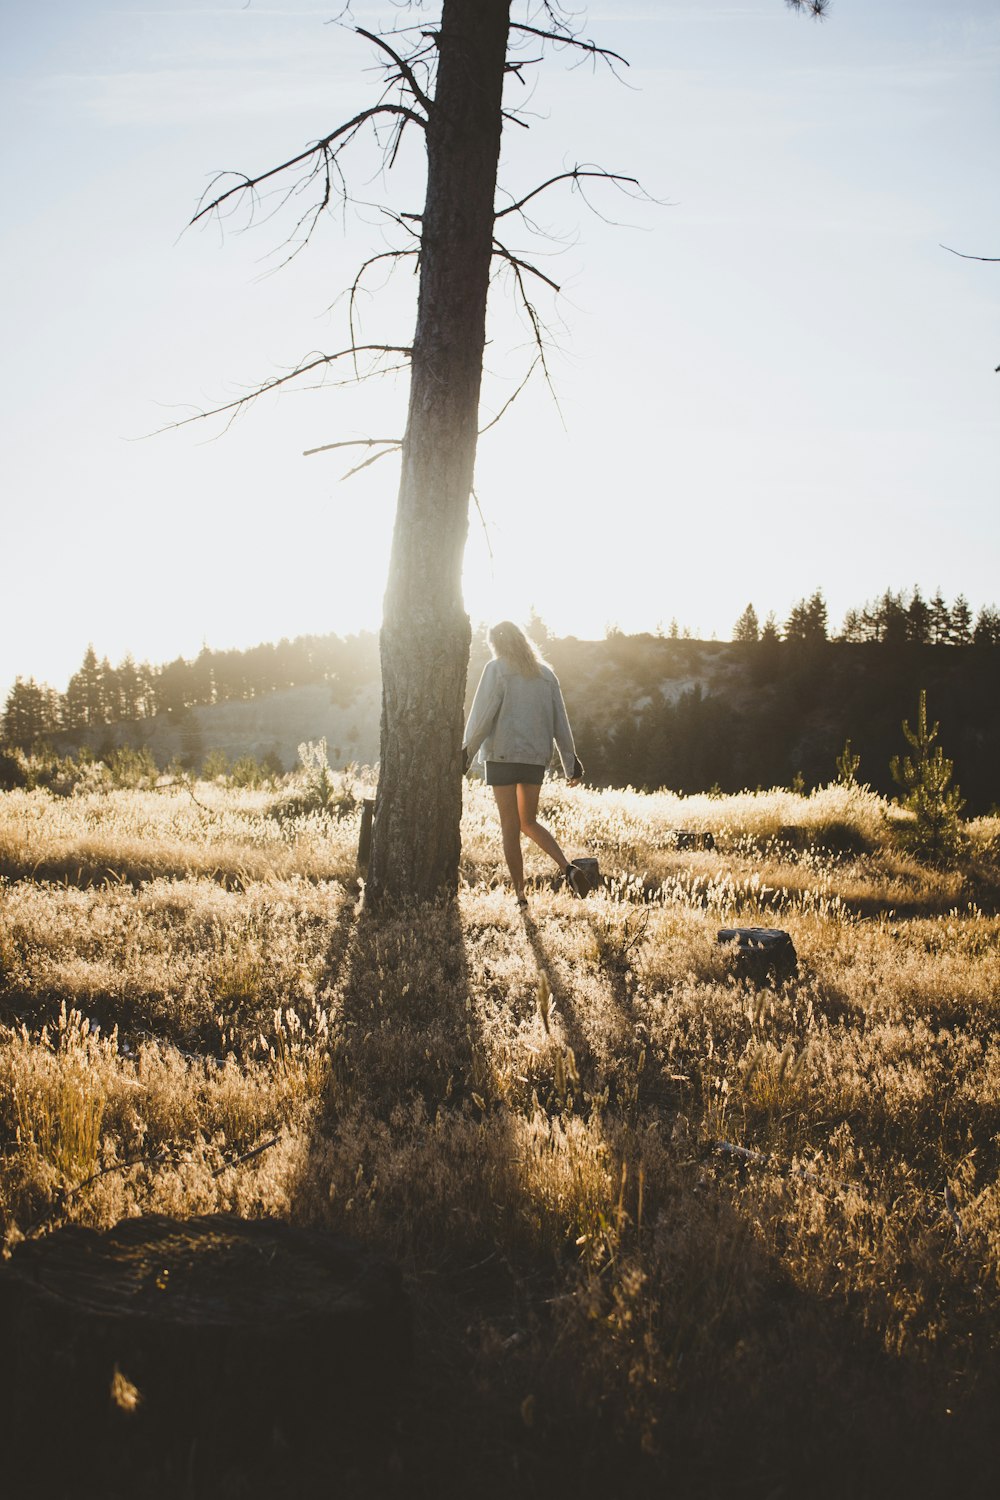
10, 880, 996, 1499
281, 892, 535, 1497
519, 906, 604, 1090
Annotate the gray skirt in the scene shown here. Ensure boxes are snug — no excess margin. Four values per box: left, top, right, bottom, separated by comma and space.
485, 761, 545, 787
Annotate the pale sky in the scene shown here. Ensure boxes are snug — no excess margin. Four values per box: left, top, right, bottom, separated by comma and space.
2, 0, 997, 700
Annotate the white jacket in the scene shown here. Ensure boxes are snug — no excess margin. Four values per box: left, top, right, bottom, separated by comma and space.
463, 658, 577, 775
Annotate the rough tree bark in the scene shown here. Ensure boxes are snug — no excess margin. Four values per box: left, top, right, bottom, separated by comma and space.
366, 0, 511, 907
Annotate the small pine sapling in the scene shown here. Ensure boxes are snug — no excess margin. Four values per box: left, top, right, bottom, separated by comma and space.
835, 739, 861, 788
890, 690, 965, 861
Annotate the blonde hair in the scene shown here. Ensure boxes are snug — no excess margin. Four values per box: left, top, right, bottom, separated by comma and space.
488, 620, 544, 678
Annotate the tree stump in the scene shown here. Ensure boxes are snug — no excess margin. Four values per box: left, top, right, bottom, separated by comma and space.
717, 927, 798, 984
669, 829, 716, 851
571, 857, 601, 893
0, 1214, 411, 1493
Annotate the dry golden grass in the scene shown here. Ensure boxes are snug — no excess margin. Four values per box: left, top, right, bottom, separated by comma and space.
2, 774, 999, 1495
0, 784, 359, 886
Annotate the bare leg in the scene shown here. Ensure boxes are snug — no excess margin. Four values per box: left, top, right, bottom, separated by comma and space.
517, 783, 570, 873
492, 784, 525, 898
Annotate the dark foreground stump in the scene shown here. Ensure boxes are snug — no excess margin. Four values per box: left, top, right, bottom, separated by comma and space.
0, 1214, 410, 1495
717, 926, 798, 984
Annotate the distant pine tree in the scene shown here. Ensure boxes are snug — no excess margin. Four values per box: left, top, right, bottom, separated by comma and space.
1, 677, 60, 747
63, 645, 107, 729
973, 605, 1000, 647
906, 586, 931, 646
732, 603, 759, 643
877, 590, 909, 649
753, 613, 781, 683
950, 595, 973, 645
838, 608, 866, 643
784, 591, 827, 652
929, 590, 951, 646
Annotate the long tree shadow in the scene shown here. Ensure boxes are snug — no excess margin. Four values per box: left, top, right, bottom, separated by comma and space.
281, 890, 531, 1497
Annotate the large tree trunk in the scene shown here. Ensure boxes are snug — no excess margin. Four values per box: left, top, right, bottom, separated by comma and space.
366, 0, 511, 907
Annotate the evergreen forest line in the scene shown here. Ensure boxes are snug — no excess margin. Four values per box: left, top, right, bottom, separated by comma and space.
3, 588, 1000, 814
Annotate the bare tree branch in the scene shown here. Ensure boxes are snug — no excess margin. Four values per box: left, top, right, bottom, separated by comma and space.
153, 346, 411, 436
301, 436, 404, 481
345, 247, 419, 355
478, 354, 542, 436
172, 7, 646, 465
941, 245, 1000, 262
495, 166, 641, 222
377, 206, 424, 237
189, 104, 426, 231
302, 436, 401, 458
492, 238, 561, 293
470, 486, 495, 564
508, 23, 629, 73
355, 25, 435, 114
258, 148, 349, 273
290, 360, 411, 398
339, 445, 404, 480
493, 252, 564, 421
505, 53, 544, 79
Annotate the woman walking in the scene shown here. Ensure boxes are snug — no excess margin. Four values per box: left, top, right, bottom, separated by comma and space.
463, 621, 588, 905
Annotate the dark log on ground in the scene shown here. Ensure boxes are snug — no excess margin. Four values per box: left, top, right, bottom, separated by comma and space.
0, 1213, 411, 1496
717, 926, 798, 984
669, 829, 716, 851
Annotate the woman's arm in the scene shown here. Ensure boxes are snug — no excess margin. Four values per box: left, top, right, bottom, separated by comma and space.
463, 660, 503, 762
551, 674, 579, 780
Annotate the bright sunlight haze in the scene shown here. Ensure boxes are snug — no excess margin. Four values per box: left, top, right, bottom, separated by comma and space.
1, 0, 997, 696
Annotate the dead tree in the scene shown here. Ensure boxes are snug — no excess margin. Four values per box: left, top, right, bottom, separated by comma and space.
181, 0, 829, 908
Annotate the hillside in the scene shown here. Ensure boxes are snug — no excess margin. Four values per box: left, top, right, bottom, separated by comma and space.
38, 632, 1000, 814
67, 680, 384, 774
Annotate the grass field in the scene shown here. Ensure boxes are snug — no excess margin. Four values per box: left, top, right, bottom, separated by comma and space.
2, 773, 999, 1496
